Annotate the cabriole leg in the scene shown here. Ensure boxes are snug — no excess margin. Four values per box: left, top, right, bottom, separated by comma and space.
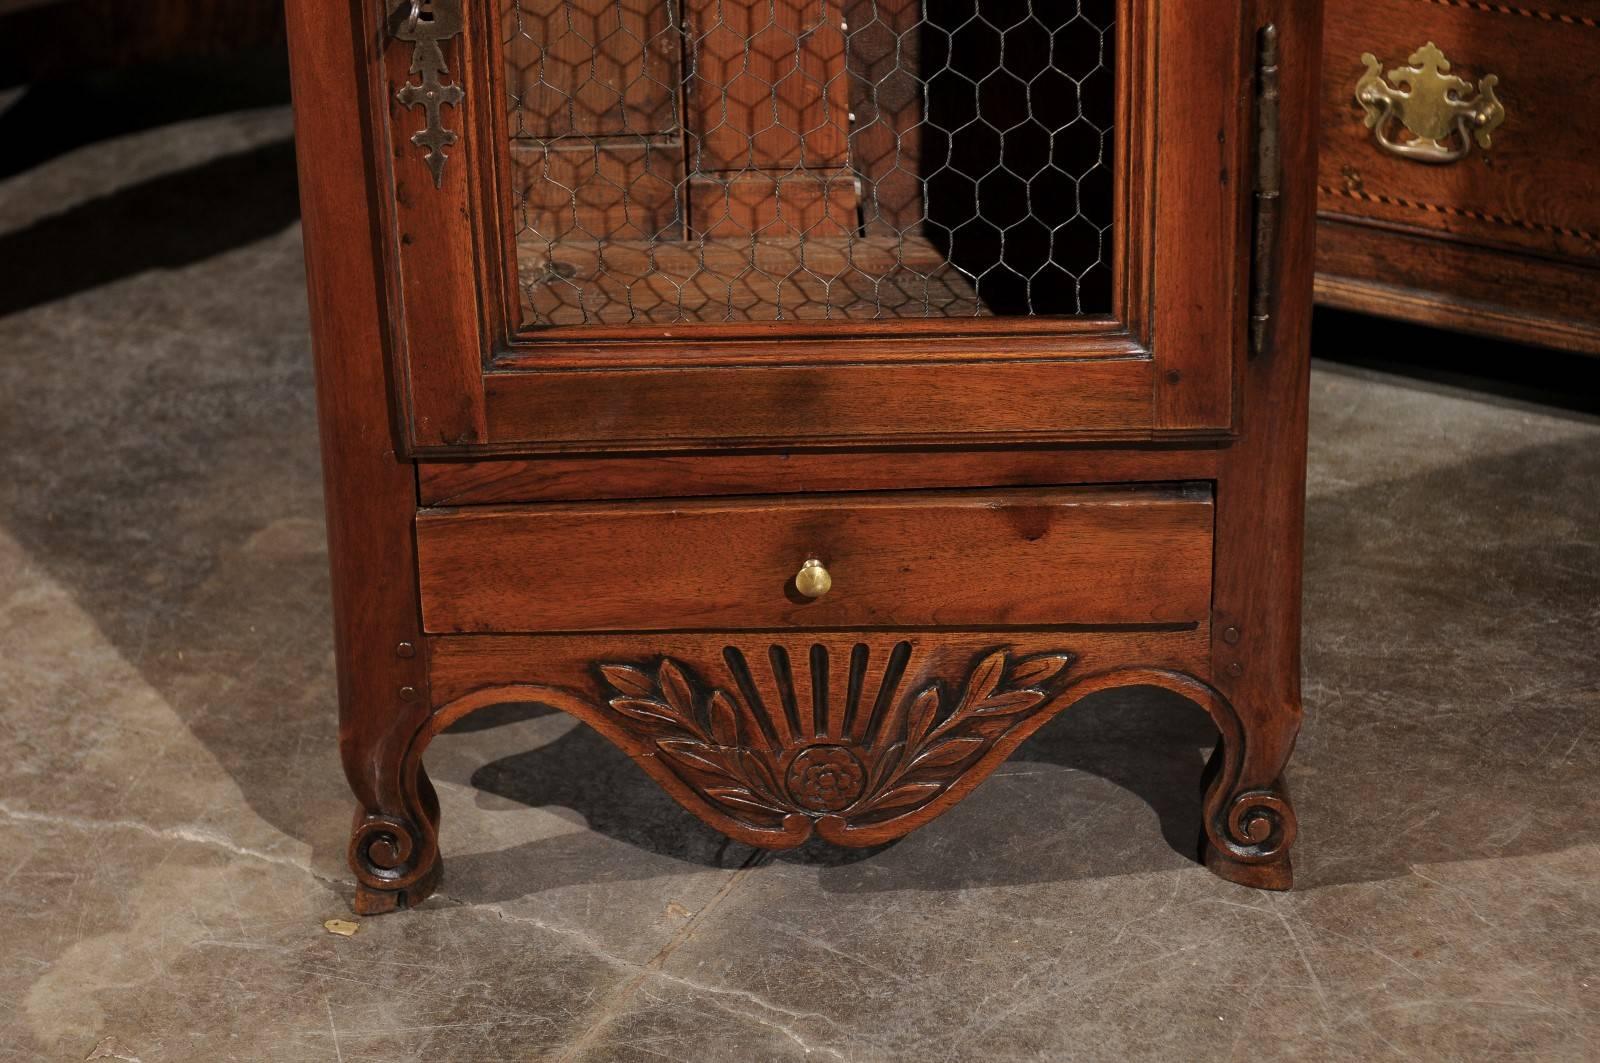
347, 751, 443, 915
1199, 714, 1300, 891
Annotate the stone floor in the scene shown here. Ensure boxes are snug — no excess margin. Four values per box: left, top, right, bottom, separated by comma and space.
1, 70, 1597, 1063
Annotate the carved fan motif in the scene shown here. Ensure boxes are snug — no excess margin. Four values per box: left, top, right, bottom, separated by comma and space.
596, 644, 1076, 840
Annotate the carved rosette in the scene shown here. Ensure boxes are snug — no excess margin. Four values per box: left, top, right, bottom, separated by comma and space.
595, 644, 1077, 844
785, 746, 865, 812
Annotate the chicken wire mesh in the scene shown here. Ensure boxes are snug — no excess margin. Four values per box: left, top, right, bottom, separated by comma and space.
503, 0, 1116, 327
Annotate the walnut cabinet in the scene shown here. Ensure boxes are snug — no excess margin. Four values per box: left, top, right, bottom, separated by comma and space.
284, 0, 1322, 913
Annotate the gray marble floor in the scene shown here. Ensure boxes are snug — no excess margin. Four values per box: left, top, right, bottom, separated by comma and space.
1, 91, 1596, 1063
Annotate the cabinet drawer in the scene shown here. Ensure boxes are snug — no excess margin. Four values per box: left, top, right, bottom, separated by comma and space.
416, 486, 1214, 634
1319, 0, 1600, 262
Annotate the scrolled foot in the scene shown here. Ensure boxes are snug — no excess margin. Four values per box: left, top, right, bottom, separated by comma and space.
353, 857, 442, 914
348, 811, 441, 914
1202, 780, 1297, 891
1204, 841, 1293, 890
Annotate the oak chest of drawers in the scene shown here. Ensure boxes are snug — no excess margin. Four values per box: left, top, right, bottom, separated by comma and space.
284, 0, 1322, 913
1315, 0, 1600, 353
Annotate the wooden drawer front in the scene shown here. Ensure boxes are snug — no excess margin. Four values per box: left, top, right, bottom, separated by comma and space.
1319, 0, 1600, 262
416, 486, 1214, 634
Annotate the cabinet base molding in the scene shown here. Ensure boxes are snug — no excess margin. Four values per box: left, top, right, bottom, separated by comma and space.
346, 632, 1300, 912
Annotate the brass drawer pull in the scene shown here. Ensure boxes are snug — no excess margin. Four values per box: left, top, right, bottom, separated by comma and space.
794, 558, 833, 599
1355, 42, 1505, 165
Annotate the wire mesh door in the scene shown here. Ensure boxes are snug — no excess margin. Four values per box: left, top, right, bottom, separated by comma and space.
503, 0, 1117, 328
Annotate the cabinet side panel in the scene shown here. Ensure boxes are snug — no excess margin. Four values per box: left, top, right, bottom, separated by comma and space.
285, 0, 431, 810
1211, 0, 1322, 776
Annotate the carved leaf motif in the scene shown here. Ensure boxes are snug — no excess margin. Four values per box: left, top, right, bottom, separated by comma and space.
657, 738, 734, 777
600, 664, 658, 699
593, 645, 1078, 835
903, 735, 986, 773
737, 751, 784, 803
708, 691, 741, 747
609, 697, 688, 729
960, 650, 1010, 710
657, 661, 699, 730
1008, 653, 1077, 689
872, 679, 920, 761
704, 786, 788, 816
905, 686, 942, 746
732, 696, 771, 754
863, 740, 907, 798
867, 781, 945, 812
970, 689, 1048, 716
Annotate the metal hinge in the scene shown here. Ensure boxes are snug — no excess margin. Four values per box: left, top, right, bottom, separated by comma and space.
1249, 24, 1281, 359
390, 0, 466, 188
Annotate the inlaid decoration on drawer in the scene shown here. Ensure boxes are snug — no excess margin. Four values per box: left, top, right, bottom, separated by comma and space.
1318, 0, 1600, 262
415, 485, 1214, 634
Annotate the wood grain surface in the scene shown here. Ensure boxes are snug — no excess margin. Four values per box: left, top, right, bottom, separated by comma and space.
415, 485, 1214, 632
478, 356, 1156, 449
417, 445, 1224, 506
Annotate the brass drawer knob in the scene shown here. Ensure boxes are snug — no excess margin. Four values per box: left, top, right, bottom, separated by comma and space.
794, 558, 833, 599
1355, 42, 1505, 165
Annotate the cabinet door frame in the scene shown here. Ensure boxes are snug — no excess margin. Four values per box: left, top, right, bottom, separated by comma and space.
366, 0, 1255, 453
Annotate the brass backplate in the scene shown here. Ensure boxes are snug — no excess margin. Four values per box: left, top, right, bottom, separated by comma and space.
1355, 42, 1505, 165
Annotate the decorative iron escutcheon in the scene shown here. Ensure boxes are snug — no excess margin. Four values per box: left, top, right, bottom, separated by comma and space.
390, 0, 466, 187
1355, 42, 1505, 165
